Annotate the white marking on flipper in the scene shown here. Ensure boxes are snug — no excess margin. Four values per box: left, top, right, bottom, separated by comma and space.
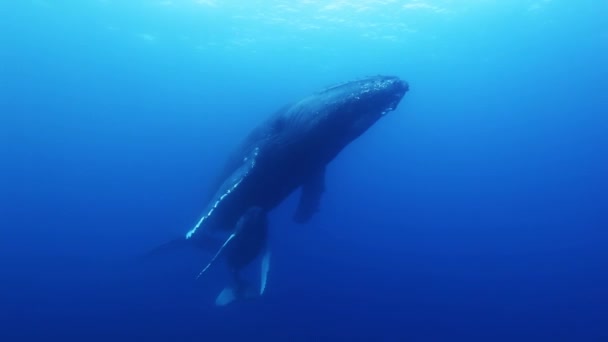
260, 249, 270, 295
185, 179, 242, 239
185, 147, 259, 239
195, 233, 236, 279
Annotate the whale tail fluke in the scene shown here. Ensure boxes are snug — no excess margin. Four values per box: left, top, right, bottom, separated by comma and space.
215, 248, 271, 307
215, 287, 237, 306
215, 284, 258, 306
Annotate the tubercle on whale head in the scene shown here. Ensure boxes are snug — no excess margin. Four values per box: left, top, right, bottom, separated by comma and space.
316, 75, 409, 139
353, 75, 409, 115
319, 75, 408, 117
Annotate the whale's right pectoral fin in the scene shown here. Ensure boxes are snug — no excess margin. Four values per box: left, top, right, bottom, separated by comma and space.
294, 167, 326, 223
195, 233, 236, 280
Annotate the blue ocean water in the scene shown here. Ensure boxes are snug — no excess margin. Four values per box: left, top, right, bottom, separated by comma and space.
1, 0, 607, 340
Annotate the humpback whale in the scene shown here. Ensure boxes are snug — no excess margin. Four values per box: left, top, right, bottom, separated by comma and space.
160, 75, 408, 305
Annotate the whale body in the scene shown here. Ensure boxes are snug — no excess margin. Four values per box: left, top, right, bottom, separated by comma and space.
163, 75, 409, 305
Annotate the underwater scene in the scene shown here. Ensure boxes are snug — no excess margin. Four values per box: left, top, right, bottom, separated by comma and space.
1, 0, 607, 341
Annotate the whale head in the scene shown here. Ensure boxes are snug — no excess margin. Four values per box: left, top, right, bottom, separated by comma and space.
309, 75, 408, 144
336, 75, 408, 115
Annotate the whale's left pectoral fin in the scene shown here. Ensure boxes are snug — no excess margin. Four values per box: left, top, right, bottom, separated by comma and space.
294, 167, 326, 223
260, 248, 271, 295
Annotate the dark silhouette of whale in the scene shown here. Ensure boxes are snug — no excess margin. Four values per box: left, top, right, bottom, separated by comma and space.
158, 75, 408, 305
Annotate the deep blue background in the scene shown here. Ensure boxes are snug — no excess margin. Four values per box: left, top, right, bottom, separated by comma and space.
1, 0, 607, 341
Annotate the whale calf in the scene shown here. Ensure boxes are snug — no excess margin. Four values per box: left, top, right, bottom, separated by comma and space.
212, 207, 270, 306
158, 75, 409, 305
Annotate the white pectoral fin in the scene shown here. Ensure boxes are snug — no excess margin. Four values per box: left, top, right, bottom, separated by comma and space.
195, 233, 236, 280
185, 147, 260, 240
260, 248, 271, 295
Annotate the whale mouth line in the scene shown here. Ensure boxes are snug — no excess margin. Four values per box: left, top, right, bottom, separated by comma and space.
381, 108, 392, 116
381, 87, 407, 115
381, 98, 402, 116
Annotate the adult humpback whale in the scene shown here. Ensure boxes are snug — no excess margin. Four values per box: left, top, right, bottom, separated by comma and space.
165, 75, 408, 305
